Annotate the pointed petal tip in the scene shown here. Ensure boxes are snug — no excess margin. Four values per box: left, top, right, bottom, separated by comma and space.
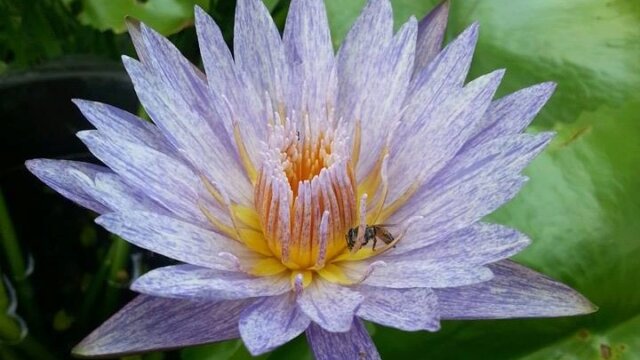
194, 5, 211, 25
138, 21, 157, 39
71, 98, 102, 114
463, 21, 480, 39
423, 0, 450, 20
488, 68, 507, 83
120, 54, 135, 64
194, 4, 206, 14
24, 159, 56, 179
24, 158, 58, 176
542, 81, 557, 91
24, 158, 40, 172
94, 212, 112, 227
75, 129, 94, 142
522, 81, 557, 101
70, 339, 113, 359
571, 293, 598, 315
70, 343, 92, 359
539, 130, 556, 143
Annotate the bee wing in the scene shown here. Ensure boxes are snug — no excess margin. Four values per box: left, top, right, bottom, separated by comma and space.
373, 226, 396, 244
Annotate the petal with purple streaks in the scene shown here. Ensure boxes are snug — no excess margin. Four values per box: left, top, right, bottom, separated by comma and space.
72, 295, 250, 357
413, 0, 450, 76
435, 261, 597, 319
131, 264, 290, 300
26, 159, 110, 214
297, 278, 363, 332
95, 211, 250, 270
306, 319, 380, 360
467, 82, 557, 148
239, 293, 310, 355
234, 0, 288, 107
357, 286, 440, 331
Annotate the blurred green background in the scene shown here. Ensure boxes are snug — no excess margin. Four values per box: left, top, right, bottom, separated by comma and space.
1, 0, 639, 359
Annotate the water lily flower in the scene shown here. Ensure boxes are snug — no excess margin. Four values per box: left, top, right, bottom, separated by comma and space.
26, 0, 596, 358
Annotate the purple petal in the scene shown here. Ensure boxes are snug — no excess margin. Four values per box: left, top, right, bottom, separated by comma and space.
90, 172, 167, 214
409, 21, 478, 95
25, 159, 110, 214
26, 159, 167, 216
131, 264, 290, 300
121, 55, 252, 205
388, 68, 504, 206
239, 293, 310, 355
392, 222, 530, 262
72, 295, 250, 357
306, 319, 380, 360
336, 0, 393, 117
77, 130, 207, 224
334, 0, 393, 128
356, 286, 440, 331
125, 18, 150, 64
413, 0, 450, 76
297, 279, 364, 332
362, 260, 493, 289
467, 82, 557, 148
433, 133, 553, 189
354, 17, 418, 180
283, 0, 335, 120
390, 132, 551, 228
337, 0, 417, 179
95, 211, 251, 270
72, 99, 174, 155
136, 24, 253, 198
195, 6, 237, 91
435, 260, 597, 319
234, 0, 288, 106
393, 175, 529, 253
136, 21, 243, 183
393, 23, 479, 159
195, 7, 265, 163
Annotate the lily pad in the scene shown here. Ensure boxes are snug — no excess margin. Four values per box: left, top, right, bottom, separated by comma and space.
78, 0, 209, 35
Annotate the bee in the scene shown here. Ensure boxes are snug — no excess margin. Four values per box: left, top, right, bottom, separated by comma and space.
346, 224, 395, 251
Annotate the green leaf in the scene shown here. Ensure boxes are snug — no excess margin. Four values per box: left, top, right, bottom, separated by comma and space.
78, 0, 209, 35
522, 314, 640, 360
181, 339, 270, 360
324, 0, 364, 48
453, 0, 640, 126
181, 340, 243, 360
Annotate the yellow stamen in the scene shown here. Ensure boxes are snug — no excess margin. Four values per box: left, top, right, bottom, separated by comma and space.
233, 122, 258, 184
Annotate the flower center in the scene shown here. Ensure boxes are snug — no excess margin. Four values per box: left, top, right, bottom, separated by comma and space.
254, 115, 357, 269
200, 112, 407, 285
